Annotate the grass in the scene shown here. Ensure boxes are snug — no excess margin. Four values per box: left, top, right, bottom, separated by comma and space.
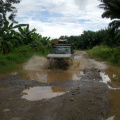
87, 45, 120, 66
0, 45, 50, 73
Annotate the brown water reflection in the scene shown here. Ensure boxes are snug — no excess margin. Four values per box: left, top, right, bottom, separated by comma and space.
22, 86, 68, 101
10, 117, 20, 120
21, 70, 81, 83
101, 63, 120, 120
103, 64, 120, 88
0, 88, 6, 91
107, 90, 120, 120
20, 55, 84, 82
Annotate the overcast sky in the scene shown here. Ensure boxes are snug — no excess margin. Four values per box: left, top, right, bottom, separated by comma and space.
15, 0, 111, 38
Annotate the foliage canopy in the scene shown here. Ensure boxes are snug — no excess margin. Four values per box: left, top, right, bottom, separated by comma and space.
99, 0, 120, 31
0, 0, 21, 28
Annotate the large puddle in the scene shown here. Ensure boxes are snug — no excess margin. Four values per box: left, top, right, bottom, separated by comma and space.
21, 70, 81, 83
98, 63, 120, 120
20, 55, 84, 83
21, 86, 68, 101
104, 64, 120, 88
107, 90, 120, 120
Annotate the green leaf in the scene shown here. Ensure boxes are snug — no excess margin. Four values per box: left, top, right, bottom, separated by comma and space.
13, 24, 28, 28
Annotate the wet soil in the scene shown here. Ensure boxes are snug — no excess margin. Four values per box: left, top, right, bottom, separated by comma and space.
0, 51, 119, 120
107, 90, 120, 120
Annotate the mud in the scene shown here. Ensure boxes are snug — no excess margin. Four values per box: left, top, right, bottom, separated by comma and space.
0, 51, 119, 120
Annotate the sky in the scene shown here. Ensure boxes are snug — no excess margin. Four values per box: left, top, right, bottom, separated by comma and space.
15, 0, 111, 38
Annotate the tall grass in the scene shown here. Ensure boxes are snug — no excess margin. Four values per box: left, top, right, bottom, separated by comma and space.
88, 45, 120, 66
0, 45, 50, 73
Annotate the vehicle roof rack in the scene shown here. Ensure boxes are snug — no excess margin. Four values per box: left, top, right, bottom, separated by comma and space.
55, 44, 72, 46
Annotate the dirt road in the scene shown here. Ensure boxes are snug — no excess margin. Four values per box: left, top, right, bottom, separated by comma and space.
0, 51, 119, 120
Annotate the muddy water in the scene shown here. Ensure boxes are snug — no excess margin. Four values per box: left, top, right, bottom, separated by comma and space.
21, 86, 68, 101
21, 55, 84, 83
103, 64, 120, 120
107, 90, 120, 120
21, 70, 81, 83
98, 63, 120, 120
10, 117, 20, 120
0, 88, 6, 91
99, 63, 120, 120
104, 64, 120, 88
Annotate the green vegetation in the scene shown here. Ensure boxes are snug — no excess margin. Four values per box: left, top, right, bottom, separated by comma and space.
59, 28, 120, 49
60, 28, 120, 66
0, 0, 51, 73
0, 0, 21, 26
99, 0, 120, 31
0, 45, 50, 73
0, 14, 51, 55
0, 13, 51, 73
87, 46, 120, 66
86, 0, 120, 66
0, 20, 51, 73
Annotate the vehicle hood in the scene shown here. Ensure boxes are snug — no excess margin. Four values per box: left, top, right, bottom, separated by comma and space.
47, 54, 72, 58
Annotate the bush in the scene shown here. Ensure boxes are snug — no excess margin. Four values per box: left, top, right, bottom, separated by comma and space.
0, 45, 50, 73
88, 45, 120, 66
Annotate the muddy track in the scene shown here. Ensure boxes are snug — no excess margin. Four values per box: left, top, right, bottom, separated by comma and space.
0, 51, 111, 120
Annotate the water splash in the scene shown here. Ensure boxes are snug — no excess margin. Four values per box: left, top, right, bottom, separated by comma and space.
23, 56, 49, 71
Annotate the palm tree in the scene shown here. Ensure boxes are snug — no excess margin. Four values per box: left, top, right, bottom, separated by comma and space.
99, 0, 120, 30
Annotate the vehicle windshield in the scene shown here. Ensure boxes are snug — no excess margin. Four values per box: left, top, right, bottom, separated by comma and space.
51, 46, 71, 54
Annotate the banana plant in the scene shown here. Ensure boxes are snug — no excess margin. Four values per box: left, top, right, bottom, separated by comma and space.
30, 33, 51, 51
16, 24, 36, 45
40, 36, 51, 49
0, 14, 27, 54
29, 33, 42, 49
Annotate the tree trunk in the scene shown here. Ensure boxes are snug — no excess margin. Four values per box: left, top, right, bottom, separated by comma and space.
1, 43, 5, 55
